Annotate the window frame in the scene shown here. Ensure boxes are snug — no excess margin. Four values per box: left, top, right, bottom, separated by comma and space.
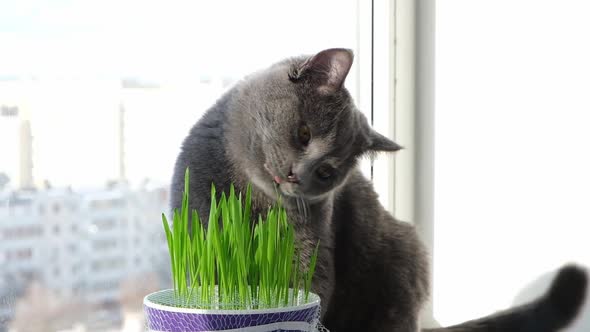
360, 0, 438, 326
357, 0, 418, 223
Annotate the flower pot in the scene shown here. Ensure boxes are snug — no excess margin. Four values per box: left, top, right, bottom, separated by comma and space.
144, 289, 322, 332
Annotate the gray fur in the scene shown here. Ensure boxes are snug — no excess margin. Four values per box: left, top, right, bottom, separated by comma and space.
170, 49, 587, 332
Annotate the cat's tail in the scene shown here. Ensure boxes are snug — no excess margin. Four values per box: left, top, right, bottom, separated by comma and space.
424, 264, 588, 332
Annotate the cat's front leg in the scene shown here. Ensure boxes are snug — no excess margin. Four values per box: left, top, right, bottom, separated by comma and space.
311, 244, 335, 316
293, 224, 336, 316
288, 203, 336, 317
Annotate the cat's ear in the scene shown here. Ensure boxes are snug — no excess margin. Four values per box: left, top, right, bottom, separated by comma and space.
297, 48, 353, 94
366, 129, 403, 152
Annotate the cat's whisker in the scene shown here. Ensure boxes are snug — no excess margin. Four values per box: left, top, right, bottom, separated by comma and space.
299, 197, 306, 223
295, 196, 302, 218
297, 197, 303, 221
299, 197, 309, 223
272, 182, 281, 199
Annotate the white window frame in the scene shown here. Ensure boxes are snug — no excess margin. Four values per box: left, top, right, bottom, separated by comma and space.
356, 0, 418, 222
357, 0, 437, 327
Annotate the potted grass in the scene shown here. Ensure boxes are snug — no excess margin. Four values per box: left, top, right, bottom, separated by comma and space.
144, 169, 323, 332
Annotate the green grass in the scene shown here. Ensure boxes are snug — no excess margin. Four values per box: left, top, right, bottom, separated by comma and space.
161, 168, 319, 309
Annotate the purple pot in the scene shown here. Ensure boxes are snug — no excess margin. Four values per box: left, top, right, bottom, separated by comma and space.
143, 289, 321, 332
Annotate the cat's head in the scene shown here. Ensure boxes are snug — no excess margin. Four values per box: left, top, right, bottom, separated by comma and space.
228, 48, 401, 202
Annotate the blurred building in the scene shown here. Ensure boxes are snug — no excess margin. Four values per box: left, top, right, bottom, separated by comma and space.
0, 105, 34, 190
0, 106, 20, 191
18, 119, 33, 190
0, 184, 169, 332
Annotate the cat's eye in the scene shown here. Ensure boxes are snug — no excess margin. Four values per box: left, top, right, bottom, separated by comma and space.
316, 164, 334, 180
298, 124, 311, 146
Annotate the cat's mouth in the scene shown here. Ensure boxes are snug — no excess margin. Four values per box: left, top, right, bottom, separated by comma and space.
262, 164, 312, 218
273, 175, 284, 184
264, 163, 291, 184
264, 163, 301, 196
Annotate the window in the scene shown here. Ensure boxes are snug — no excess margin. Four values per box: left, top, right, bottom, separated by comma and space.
0, 1, 363, 331
337, 1, 590, 329
432, 1, 590, 330
92, 218, 117, 231
91, 280, 119, 292
19, 249, 32, 260
92, 239, 117, 251
91, 259, 125, 273
1, 226, 41, 240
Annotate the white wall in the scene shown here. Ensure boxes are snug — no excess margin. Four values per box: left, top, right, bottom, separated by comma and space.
435, 0, 590, 326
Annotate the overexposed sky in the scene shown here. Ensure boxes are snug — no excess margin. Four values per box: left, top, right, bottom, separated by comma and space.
0, 0, 357, 188
0, 0, 358, 78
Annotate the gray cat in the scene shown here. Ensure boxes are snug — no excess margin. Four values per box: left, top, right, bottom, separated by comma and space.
170, 48, 587, 332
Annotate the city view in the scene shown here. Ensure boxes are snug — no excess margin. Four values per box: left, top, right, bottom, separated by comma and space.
0, 1, 359, 331
0, 0, 358, 332
0, 77, 229, 331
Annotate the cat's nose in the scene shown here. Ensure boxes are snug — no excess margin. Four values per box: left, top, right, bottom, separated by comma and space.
287, 169, 300, 184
